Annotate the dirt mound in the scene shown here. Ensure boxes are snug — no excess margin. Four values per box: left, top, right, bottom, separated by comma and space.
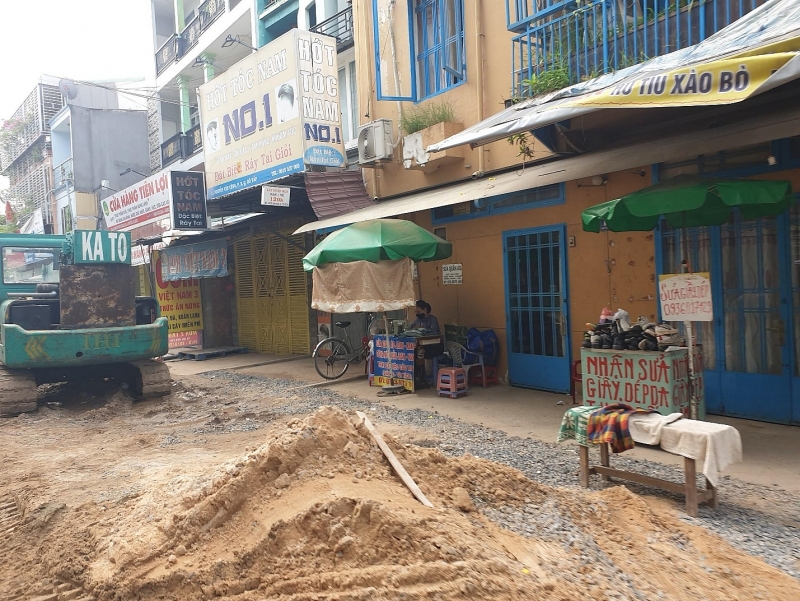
7, 406, 800, 601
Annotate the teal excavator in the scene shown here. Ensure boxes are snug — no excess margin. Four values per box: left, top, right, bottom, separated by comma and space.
0, 230, 170, 416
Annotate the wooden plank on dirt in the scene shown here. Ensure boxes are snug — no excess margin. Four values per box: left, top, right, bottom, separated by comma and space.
356, 411, 433, 508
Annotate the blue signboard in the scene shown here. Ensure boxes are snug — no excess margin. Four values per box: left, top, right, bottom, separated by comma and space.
159, 238, 228, 281
372, 336, 416, 392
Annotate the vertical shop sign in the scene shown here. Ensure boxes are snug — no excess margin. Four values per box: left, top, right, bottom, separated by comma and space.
153, 250, 204, 348
170, 172, 208, 230
371, 336, 415, 392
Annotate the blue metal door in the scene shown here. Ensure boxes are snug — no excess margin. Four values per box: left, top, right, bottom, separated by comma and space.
661, 209, 797, 424
504, 225, 571, 392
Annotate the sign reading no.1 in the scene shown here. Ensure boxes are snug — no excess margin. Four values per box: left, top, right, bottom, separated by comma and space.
658, 272, 713, 322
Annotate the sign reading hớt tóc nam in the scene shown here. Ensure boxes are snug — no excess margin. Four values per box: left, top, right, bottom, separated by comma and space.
261, 185, 291, 207
658, 272, 713, 321
102, 169, 208, 232
198, 30, 345, 200
73, 230, 132, 265
170, 172, 208, 230
442, 263, 462, 285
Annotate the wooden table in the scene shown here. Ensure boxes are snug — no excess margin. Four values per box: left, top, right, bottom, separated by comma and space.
578, 442, 717, 517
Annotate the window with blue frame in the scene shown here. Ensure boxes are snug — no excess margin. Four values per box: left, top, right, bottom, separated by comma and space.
432, 183, 564, 223
414, 0, 466, 99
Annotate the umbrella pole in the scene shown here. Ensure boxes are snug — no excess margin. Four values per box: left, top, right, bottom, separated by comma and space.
681, 214, 699, 420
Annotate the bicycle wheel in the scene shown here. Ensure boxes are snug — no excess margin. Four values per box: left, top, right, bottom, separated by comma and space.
313, 337, 351, 380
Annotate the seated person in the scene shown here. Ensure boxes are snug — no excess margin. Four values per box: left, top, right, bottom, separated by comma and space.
409, 300, 440, 333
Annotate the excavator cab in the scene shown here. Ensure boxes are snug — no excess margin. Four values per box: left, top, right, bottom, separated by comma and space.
0, 230, 170, 416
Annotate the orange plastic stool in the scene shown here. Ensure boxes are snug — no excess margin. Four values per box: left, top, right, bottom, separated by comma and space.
468, 365, 499, 387
437, 367, 467, 398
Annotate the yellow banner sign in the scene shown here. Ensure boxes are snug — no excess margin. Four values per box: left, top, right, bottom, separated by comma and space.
573, 53, 798, 108
199, 30, 345, 200
153, 251, 204, 334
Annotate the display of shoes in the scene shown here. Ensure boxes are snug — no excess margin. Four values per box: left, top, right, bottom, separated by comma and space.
582, 308, 685, 353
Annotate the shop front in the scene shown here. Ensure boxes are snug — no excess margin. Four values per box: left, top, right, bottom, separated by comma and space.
660, 184, 800, 425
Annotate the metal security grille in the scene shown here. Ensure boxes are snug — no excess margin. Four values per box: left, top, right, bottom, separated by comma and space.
234, 225, 309, 355
506, 230, 565, 358
720, 215, 782, 375
235, 238, 257, 350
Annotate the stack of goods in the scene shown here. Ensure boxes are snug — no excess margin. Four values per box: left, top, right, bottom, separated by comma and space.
582, 308, 682, 352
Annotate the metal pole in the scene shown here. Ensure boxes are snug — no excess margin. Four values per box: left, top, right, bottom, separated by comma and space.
681, 213, 698, 420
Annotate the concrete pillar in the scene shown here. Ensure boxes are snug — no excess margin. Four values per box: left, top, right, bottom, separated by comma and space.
176, 75, 192, 133
174, 0, 186, 32
201, 53, 216, 83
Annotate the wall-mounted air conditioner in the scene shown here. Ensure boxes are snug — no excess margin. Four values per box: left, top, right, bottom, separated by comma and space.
357, 119, 393, 165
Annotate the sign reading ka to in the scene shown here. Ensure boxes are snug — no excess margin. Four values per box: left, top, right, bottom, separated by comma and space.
73, 230, 132, 265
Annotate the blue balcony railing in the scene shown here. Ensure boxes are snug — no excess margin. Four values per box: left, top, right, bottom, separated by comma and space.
510, 0, 767, 98
507, 0, 578, 32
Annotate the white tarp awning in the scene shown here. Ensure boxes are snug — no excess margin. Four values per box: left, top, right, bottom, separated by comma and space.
428, 0, 800, 152
311, 258, 416, 314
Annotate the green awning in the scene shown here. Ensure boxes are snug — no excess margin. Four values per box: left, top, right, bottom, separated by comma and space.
582, 176, 793, 232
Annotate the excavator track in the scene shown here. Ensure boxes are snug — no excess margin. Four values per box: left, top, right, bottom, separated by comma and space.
131, 359, 172, 398
0, 366, 38, 417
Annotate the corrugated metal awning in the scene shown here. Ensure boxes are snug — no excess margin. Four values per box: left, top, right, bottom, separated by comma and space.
294, 103, 800, 234
305, 171, 374, 220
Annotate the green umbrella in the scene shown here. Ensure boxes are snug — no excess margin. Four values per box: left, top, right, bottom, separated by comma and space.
581, 176, 793, 233
581, 175, 793, 421
303, 218, 452, 271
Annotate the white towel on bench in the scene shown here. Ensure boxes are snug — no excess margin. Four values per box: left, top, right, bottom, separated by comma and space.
659, 419, 743, 488
627, 412, 684, 445
626, 413, 742, 487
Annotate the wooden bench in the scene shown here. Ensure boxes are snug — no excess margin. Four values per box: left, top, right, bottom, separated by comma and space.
578, 442, 717, 517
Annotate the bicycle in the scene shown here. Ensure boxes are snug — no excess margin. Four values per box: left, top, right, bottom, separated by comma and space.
313, 315, 386, 380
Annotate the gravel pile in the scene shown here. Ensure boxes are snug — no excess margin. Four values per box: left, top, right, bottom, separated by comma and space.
200, 370, 800, 580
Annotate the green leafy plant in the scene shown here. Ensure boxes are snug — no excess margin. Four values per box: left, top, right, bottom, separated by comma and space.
521, 65, 571, 98
508, 132, 536, 160
400, 100, 456, 135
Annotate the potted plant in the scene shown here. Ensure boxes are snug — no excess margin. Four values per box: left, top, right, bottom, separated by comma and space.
401, 100, 464, 172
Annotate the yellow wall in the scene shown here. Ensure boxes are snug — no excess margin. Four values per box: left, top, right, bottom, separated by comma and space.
405, 169, 659, 379
352, 0, 545, 199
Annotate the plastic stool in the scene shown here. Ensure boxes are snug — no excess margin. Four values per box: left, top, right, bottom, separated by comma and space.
437, 367, 467, 399
570, 360, 582, 404
468, 365, 499, 387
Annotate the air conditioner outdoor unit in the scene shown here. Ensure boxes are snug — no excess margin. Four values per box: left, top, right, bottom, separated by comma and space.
357, 119, 394, 165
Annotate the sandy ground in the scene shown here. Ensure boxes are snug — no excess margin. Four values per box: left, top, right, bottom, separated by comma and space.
1, 374, 798, 601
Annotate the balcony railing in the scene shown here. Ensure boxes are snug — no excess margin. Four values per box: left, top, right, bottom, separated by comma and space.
185, 124, 203, 157
507, 0, 577, 32
155, 0, 227, 76
199, 0, 225, 30
156, 34, 180, 76
53, 158, 73, 190
511, 0, 766, 99
161, 127, 203, 167
309, 5, 354, 51
182, 16, 201, 54
161, 132, 184, 167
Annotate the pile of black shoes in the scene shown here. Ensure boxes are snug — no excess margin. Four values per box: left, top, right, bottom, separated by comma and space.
582, 314, 681, 352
